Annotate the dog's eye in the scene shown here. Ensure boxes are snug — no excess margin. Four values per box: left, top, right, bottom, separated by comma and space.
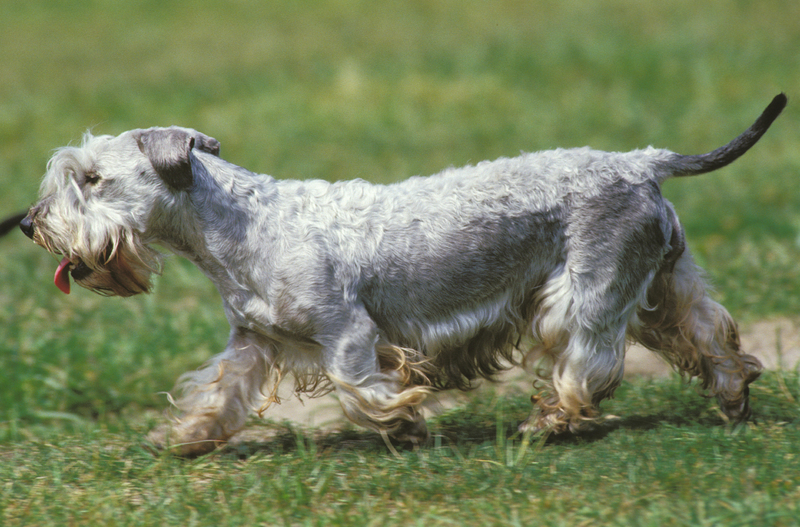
85, 171, 101, 185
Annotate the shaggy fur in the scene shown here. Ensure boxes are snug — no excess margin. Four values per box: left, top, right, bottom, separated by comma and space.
20, 94, 785, 455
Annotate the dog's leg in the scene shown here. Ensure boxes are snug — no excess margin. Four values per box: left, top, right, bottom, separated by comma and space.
522, 196, 670, 434
520, 265, 637, 434
323, 306, 431, 444
630, 250, 762, 422
147, 328, 275, 456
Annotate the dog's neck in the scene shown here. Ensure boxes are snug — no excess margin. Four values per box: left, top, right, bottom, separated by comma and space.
152, 155, 280, 323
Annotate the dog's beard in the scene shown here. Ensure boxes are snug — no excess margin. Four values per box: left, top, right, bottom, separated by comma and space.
44, 235, 161, 297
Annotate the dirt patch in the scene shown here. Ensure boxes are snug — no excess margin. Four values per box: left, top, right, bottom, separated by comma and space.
236, 318, 800, 432
625, 317, 800, 378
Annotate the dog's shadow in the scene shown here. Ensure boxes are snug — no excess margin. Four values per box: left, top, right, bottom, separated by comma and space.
216, 409, 726, 459
221, 425, 401, 459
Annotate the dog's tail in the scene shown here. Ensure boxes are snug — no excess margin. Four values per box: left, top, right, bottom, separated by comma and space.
662, 93, 786, 177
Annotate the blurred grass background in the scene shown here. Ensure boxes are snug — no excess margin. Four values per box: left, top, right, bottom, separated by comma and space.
0, 0, 798, 436
2, 1, 800, 524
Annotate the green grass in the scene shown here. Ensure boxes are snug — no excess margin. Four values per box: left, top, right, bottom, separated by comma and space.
2, 374, 800, 526
1, 0, 800, 524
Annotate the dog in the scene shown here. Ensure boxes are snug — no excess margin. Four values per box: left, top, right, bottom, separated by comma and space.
20, 94, 785, 455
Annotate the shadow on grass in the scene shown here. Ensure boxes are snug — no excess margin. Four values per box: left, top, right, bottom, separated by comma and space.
215, 408, 737, 459
221, 426, 396, 459
194, 372, 800, 459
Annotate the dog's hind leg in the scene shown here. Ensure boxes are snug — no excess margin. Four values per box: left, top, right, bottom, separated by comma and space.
522, 187, 672, 433
322, 305, 432, 444
629, 248, 762, 423
521, 267, 633, 434
147, 327, 275, 456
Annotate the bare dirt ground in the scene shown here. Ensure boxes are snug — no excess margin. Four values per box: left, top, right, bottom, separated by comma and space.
233, 318, 800, 436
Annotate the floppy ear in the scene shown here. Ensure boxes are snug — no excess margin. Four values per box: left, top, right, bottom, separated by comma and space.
193, 131, 221, 157
134, 128, 220, 190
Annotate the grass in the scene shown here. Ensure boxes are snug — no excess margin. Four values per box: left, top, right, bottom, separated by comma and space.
1, 0, 800, 524
2, 374, 800, 526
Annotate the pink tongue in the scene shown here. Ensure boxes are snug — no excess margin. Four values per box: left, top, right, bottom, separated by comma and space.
54, 257, 72, 294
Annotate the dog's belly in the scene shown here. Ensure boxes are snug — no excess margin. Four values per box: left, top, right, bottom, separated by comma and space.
359, 210, 565, 350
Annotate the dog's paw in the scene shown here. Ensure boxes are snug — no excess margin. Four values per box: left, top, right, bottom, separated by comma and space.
145, 423, 225, 457
389, 417, 430, 446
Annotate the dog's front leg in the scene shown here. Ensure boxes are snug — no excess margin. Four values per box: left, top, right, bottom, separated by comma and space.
147, 327, 275, 456
322, 305, 431, 445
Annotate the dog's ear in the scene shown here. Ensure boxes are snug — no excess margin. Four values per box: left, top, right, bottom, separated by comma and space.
134, 128, 220, 191
193, 132, 221, 157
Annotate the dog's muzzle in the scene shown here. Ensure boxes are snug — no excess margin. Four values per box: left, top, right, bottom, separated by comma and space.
20, 210, 93, 294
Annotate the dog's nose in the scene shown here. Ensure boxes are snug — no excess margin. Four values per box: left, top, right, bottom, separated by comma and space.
20, 214, 35, 239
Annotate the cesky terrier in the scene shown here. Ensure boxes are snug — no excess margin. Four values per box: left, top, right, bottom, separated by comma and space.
21, 94, 785, 455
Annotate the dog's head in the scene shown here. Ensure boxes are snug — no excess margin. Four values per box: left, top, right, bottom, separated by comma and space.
21, 126, 220, 296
